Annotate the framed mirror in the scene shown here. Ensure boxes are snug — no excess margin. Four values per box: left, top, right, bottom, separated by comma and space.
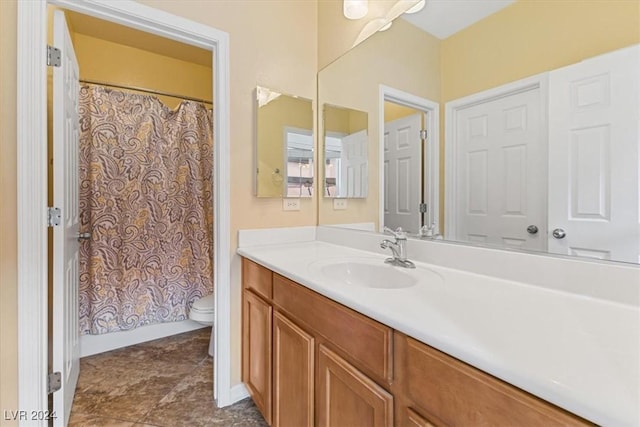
317, 0, 640, 264
323, 104, 369, 198
255, 86, 314, 198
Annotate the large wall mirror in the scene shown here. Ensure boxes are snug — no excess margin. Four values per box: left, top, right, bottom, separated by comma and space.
256, 86, 314, 198
317, 0, 640, 264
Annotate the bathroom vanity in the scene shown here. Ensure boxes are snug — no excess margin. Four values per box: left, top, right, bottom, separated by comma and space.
237, 225, 640, 427
241, 256, 592, 426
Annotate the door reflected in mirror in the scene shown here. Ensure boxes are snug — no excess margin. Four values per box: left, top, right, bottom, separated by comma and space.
255, 86, 314, 198
323, 104, 368, 198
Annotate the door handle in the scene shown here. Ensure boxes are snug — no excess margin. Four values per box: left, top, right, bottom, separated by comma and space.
77, 232, 91, 241
552, 228, 566, 239
526, 225, 538, 235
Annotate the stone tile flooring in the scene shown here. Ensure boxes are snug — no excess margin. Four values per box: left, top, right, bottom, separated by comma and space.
69, 328, 267, 427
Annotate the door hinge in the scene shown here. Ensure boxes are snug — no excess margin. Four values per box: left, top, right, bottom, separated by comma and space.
47, 372, 61, 394
47, 45, 61, 67
419, 129, 427, 140
419, 203, 428, 213
47, 207, 61, 227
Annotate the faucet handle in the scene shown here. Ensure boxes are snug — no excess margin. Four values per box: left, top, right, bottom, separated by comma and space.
383, 226, 407, 239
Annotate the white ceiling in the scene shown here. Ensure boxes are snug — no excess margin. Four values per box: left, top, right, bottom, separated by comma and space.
402, 0, 516, 39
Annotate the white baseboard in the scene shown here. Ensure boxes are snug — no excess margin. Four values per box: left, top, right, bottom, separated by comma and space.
229, 383, 250, 404
80, 320, 208, 357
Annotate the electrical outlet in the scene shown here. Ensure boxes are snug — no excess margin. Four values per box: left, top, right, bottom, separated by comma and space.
333, 199, 348, 210
283, 198, 301, 211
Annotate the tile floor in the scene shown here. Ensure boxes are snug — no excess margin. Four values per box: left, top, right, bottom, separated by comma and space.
69, 328, 267, 426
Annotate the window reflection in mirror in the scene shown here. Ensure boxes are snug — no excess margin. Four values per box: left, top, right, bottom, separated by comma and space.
323, 104, 368, 198
256, 86, 314, 198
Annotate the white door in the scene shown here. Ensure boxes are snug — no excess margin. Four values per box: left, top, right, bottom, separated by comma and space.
384, 113, 422, 233
548, 45, 639, 263
53, 10, 81, 426
339, 129, 368, 198
454, 87, 546, 250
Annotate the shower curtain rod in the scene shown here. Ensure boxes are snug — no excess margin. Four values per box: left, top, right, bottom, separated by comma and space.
79, 79, 213, 105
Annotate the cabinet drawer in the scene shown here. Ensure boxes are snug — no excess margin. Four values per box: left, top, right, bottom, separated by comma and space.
242, 257, 272, 300
273, 273, 393, 384
395, 333, 591, 426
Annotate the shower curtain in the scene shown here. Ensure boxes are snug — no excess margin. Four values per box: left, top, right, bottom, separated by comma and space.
78, 84, 214, 335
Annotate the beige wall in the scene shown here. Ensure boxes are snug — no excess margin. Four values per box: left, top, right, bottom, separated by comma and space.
257, 95, 314, 197
441, 0, 640, 102
384, 101, 418, 122
318, 17, 440, 226
0, 0, 18, 422
73, 33, 213, 109
1, 0, 317, 409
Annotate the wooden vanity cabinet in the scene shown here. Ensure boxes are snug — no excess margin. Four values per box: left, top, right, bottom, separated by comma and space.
242, 258, 394, 427
393, 333, 592, 427
242, 259, 273, 424
241, 257, 591, 427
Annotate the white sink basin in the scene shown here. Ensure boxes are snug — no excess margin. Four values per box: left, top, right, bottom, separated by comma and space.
322, 262, 417, 289
309, 257, 442, 289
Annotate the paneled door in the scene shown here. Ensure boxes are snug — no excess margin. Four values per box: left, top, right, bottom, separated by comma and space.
384, 113, 422, 234
548, 45, 639, 263
453, 86, 546, 250
52, 10, 81, 426
339, 129, 368, 198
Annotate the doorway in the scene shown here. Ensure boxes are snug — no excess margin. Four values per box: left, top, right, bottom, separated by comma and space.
16, 1, 233, 424
379, 85, 439, 235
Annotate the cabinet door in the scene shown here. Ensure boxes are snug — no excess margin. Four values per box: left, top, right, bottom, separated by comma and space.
242, 290, 272, 424
317, 344, 393, 427
273, 311, 314, 427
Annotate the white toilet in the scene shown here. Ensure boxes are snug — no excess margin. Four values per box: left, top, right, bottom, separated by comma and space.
190, 294, 215, 356
189, 294, 215, 325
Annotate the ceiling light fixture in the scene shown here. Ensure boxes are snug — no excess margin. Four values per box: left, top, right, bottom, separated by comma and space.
405, 0, 426, 14
343, 0, 369, 20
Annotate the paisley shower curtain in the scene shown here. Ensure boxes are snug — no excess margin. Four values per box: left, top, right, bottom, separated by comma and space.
78, 84, 214, 335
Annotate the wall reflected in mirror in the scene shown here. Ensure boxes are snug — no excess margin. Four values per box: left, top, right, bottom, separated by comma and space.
317, 0, 640, 264
323, 104, 368, 198
255, 86, 314, 198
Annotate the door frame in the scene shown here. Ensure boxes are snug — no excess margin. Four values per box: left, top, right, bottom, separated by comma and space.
444, 74, 548, 240
16, 0, 234, 422
378, 85, 439, 233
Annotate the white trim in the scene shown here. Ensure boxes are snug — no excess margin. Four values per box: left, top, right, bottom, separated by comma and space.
444, 74, 548, 241
378, 85, 440, 233
80, 321, 207, 358
229, 383, 250, 403
17, 1, 49, 420
17, 1, 234, 423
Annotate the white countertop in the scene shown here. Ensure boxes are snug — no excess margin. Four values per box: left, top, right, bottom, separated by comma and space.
238, 240, 640, 427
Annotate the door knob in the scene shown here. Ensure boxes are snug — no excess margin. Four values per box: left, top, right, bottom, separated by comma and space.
526, 225, 538, 235
552, 228, 566, 239
77, 232, 91, 241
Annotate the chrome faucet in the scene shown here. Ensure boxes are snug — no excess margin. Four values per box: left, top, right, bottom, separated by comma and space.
380, 227, 415, 269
